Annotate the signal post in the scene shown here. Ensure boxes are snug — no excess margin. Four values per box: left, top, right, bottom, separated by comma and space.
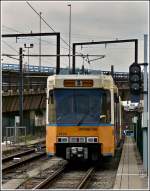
129, 34, 148, 173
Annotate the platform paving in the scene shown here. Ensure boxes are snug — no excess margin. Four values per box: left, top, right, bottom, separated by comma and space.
113, 136, 148, 190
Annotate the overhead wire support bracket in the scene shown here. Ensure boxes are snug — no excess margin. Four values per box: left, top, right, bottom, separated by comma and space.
72, 38, 138, 74
2, 54, 107, 57
2, 32, 61, 74
88, 55, 106, 62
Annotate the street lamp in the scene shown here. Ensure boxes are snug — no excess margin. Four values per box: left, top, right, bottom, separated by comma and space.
68, 4, 71, 73
39, 12, 42, 70
24, 43, 34, 71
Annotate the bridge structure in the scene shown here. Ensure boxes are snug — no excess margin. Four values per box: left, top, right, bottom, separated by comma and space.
2, 63, 132, 112
2, 63, 134, 137
2, 63, 129, 92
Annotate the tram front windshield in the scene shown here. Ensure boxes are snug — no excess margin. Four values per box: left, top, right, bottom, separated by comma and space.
48, 89, 111, 125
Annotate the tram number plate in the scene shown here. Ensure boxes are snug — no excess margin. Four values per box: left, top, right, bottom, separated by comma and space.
58, 132, 67, 136
79, 127, 97, 131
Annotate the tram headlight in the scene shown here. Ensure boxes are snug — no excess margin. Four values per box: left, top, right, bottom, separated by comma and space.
57, 137, 68, 143
87, 137, 98, 143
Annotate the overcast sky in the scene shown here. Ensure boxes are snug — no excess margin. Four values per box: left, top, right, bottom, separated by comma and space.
2, 1, 149, 72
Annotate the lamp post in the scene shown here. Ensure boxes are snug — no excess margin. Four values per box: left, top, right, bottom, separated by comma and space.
24, 43, 34, 71
68, 4, 71, 74
39, 12, 42, 70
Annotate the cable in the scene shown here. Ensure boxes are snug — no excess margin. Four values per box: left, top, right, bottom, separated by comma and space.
2, 25, 70, 51
88, 55, 105, 62
2, 25, 20, 33
4, 55, 19, 61
2, 24, 144, 41
26, 1, 69, 47
2, 40, 19, 53
25, 1, 91, 64
3, 5, 91, 67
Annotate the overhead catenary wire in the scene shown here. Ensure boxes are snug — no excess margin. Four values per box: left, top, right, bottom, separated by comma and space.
3, 3, 106, 67
2, 53, 106, 57
25, 1, 95, 65
2, 40, 19, 53
2, 26, 70, 69
4, 55, 20, 61
2, 25, 70, 51
2, 23, 144, 41
26, 1, 69, 47
88, 55, 106, 63
2, 25, 105, 69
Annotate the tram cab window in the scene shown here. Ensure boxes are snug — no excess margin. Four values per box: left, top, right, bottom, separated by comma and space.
48, 90, 56, 123
48, 89, 111, 124
99, 90, 111, 123
50, 91, 54, 104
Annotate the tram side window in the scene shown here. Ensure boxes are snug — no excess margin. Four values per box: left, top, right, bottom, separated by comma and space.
114, 93, 120, 128
100, 90, 111, 123
48, 90, 56, 123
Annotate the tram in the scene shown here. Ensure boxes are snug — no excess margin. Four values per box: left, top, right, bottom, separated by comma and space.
46, 74, 122, 160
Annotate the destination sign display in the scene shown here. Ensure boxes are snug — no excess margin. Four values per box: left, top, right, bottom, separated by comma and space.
64, 79, 93, 87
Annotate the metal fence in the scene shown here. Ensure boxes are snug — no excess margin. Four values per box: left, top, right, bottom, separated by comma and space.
4, 126, 26, 145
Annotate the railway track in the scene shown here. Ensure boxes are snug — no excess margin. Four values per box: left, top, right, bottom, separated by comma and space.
17, 142, 122, 189
2, 139, 45, 156
17, 159, 68, 189
2, 148, 39, 162
33, 162, 95, 189
2, 147, 46, 173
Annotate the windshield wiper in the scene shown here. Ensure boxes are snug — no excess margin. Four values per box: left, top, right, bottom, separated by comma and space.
76, 110, 99, 126
77, 113, 89, 126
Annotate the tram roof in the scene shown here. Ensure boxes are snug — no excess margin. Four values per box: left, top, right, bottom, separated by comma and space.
47, 74, 118, 91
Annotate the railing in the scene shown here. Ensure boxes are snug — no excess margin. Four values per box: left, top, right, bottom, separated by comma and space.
113, 72, 129, 81
2, 63, 56, 73
2, 63, 129, 80
88, 69, 129, 81
2, 63, 20, 71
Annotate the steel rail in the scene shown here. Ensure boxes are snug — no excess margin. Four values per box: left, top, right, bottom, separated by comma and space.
76, 167, 95, 189
2, 145, 45, 162
33, 164, 95, 189
2, 149, 36, 162
33, 164, 67, 189
2, 151, 46, 173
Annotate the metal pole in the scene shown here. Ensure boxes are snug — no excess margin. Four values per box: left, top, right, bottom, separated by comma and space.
142, 34, 148, 173
72, 44, 76, 74
39, 12, 42, 70
0, 57, 2, 139
28, 47, 29, 71
6, 127, 8, 146
135, 39, 138, 63
15, 118, 16, 143
111, 65, 114, 78
68, 4, 71, 74
25, 126, 27, 145
136, 119, 138, 143
19, 48, 23, 126
56, 33, 60, 74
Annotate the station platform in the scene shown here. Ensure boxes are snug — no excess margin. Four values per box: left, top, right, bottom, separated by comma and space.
113, 136, 148, 189
2, 137, 45, 153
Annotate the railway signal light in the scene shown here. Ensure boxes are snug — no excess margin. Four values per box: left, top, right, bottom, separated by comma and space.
129, 63, 141, 95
